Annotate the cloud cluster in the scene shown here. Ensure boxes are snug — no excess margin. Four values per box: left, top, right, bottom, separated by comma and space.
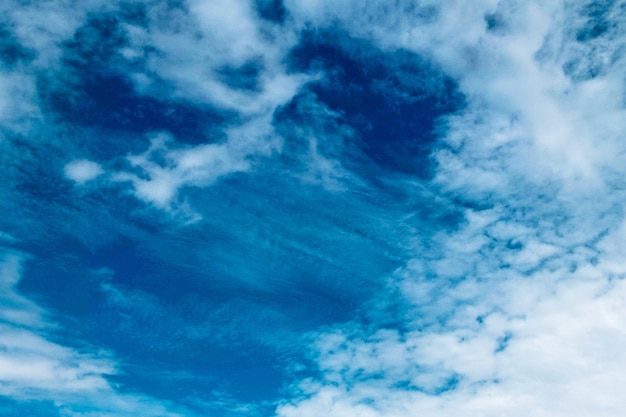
1, 0, 307, 212
101, 0, 307, 210
275, 0, 626, 416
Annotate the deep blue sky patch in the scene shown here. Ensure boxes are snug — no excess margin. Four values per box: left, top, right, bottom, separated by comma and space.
283, 30, 464, 179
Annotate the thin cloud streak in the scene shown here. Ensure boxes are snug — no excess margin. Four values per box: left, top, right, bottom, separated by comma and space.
0, 251, 189, 416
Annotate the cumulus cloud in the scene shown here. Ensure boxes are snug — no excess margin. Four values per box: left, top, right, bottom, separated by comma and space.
274, 0, 626, 416
111, 127, 273, 209
64, 160, 103, 185
278, 260, 626, 417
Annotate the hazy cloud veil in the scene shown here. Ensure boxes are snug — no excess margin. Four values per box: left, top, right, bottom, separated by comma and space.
1, 0, 626, 416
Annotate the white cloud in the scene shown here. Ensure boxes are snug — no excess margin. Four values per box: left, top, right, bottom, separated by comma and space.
0, 251, 188, 416
139, 0, 305, 115
0, 0, 309, 213
57, 0, 311, 211
2, 0, 108, 67
111, 130, 264, 209
64, 159, 103, 185
278, 261, 626, 417
275, 0, 626, 416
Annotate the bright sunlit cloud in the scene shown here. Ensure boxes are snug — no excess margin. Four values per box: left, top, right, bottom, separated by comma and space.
64, 160, 103, 185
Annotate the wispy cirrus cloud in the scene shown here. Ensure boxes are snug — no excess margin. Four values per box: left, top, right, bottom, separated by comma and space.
0, 250, 191, 416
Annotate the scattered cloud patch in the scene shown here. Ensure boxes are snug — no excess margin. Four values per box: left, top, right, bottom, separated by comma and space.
111, 128, 272, 209
64, 159, 103, 185
273, 0, 626, 416
0, 251, 189, 416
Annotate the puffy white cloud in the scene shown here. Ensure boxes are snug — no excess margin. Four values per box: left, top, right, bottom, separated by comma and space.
111, 128, 272, 210
64, 160, 103, 185
275, 0, 626, 416
278, 265, 626, 416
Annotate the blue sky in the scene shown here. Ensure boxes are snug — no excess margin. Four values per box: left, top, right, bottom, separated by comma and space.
2, 0, 626, 416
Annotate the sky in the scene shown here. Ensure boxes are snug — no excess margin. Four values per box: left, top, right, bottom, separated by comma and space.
1, 0, 626, 416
